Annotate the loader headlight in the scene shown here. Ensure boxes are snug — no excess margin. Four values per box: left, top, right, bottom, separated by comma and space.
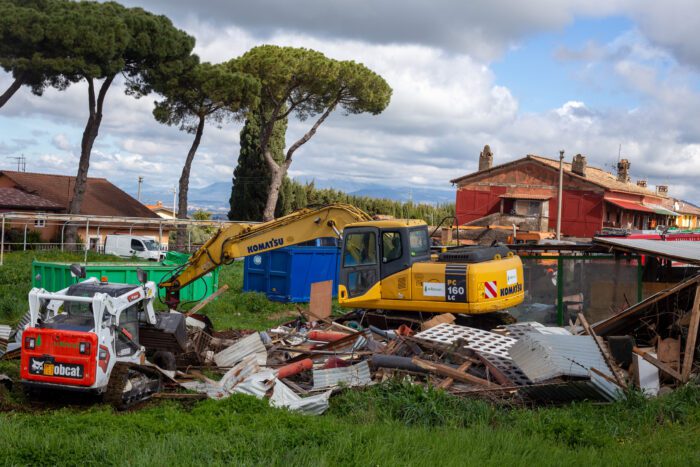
79, 342, 91, 355
24, 336, 35, 350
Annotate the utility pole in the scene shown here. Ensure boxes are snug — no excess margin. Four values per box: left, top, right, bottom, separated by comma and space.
556, 149, 565, 241
137, 176, 143, 201
8, 154, 26, 172
172, 186, 177, 218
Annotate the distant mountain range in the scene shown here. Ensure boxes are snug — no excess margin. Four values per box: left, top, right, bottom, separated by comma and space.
139, 181, 456, 215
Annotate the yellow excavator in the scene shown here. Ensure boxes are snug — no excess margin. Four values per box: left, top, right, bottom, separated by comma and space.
160, 204, 524, 315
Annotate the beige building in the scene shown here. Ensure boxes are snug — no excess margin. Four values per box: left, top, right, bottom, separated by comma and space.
0, 170, 171, 249
145, 201, 177, 219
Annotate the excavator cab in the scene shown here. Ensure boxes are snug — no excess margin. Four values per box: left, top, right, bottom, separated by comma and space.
338, 219, 524, 314
339, 220, 431, 299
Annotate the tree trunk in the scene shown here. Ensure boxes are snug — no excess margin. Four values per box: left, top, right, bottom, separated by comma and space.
261, 98, 339, 222
175, 115, 206, 252
0, 74, 24, 109
261, 158, 286, 221
65, 75, 114, 249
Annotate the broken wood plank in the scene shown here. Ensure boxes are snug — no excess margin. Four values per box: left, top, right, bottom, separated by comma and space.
186, 285, 229, 316
308, 280, 333, 320
657, 337, 681, 373
285, 329, 367, 363
411, 357, 495, 387
437, 362, 471, 389
473, 353, 514, 386
579, 313, 627, 388
633, 346, 683, 382
682, 284, 700, 382
593, 274, 700, 336
280, 378, 309, 395
153, 392, 207, 400
590, 367, 626, 389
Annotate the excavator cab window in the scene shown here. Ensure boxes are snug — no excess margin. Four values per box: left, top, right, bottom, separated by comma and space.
409, 228, 430, 258
382, 231, 402, 263
341, 228, 379, 298
343, 231, 377, 267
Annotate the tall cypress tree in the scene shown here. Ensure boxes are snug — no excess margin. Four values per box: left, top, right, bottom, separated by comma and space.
228, 112, 287, 221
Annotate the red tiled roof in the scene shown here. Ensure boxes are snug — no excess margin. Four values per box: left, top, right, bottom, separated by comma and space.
0, 171, 159, 218
0, 187, 62, 210
450, 154, 666, 198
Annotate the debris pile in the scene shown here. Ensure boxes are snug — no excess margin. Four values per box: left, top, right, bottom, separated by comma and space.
149, 309, 628, 414
4, 274, 700, 414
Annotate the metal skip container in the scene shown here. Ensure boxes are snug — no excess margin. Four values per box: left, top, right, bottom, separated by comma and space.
31, 260, 219, 302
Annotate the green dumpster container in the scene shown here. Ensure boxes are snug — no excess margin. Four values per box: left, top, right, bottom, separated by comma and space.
31, 261, 219, 302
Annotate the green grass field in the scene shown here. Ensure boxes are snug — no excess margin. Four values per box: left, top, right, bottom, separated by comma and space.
2, 251, 700, 465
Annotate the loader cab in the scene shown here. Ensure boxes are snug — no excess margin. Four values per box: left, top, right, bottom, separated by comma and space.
339, 220, 430, 299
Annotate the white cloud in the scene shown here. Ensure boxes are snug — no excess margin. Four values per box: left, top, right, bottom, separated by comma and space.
51, 134, 71, 151
3, 0, 700, 206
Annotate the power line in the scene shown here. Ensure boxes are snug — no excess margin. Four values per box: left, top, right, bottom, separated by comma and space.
7, 154, 26, 172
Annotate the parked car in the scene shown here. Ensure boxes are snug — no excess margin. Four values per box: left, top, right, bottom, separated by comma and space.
104, 235, 164, 261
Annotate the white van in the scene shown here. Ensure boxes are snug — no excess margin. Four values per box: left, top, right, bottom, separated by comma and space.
104, 235, 165, 261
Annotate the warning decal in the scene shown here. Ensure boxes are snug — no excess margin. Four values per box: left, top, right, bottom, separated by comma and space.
483, 281, 497, 299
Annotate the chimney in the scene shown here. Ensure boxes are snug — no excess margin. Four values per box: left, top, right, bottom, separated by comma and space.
571, 154, 587, 176
636, 179, 647, 188
617, 158, 630, 183
656, 185, 668, 196
479, 144, 493, 171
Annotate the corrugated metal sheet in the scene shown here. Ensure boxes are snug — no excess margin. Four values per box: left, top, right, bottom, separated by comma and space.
179, 355, 271, 399
415, 323, 517, 359
214, 332, 267, 367
509, 334, 620, 401
0, 324, 12, 357
594, 238, 700, 264
0, 325, 12, 342
270, 381, 331, 415
503, 322, 571, 339
312, 360, 372, 390
520, 379, 617, 403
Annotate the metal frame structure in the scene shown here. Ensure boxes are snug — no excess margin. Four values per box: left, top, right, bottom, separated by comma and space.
0, 211, 254, 265
520, 253, 642, 325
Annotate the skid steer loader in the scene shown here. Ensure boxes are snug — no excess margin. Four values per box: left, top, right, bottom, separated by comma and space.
20, 265, 188, 409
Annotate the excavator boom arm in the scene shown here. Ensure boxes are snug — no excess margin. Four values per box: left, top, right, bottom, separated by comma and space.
160, 204, 371, 306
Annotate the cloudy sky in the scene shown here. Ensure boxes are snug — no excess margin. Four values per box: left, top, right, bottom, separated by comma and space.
1, 0, 700, 208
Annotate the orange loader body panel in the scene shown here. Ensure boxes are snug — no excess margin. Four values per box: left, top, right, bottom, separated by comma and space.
20, 328, 99, 387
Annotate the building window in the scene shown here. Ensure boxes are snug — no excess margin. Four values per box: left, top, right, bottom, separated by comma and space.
513, 200, 542, 216
34, 219, 45, 228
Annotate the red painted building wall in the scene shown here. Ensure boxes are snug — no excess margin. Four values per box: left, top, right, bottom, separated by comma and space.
455, 186, 505, 220
551, 190, 604, 237
454, 160, 606, 238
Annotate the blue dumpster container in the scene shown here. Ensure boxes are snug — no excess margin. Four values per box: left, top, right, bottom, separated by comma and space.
243, 240, 340, 303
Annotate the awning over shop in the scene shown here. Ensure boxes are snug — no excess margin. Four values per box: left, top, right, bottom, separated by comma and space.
605, 198, 654, 213
646, 204, 680, 216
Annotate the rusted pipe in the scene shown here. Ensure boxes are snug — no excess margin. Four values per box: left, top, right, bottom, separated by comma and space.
277, 358, 313, 379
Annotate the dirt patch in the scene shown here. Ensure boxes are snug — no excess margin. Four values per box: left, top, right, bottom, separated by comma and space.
267, 310, 300, 321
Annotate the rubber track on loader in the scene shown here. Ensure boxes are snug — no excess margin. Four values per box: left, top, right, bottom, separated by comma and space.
104, 362, 132, 410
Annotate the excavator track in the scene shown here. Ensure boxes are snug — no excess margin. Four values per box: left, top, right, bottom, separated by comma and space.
104, 363, 161, 410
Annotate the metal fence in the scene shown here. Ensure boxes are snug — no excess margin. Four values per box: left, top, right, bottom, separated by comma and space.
510, 253, 642, 326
